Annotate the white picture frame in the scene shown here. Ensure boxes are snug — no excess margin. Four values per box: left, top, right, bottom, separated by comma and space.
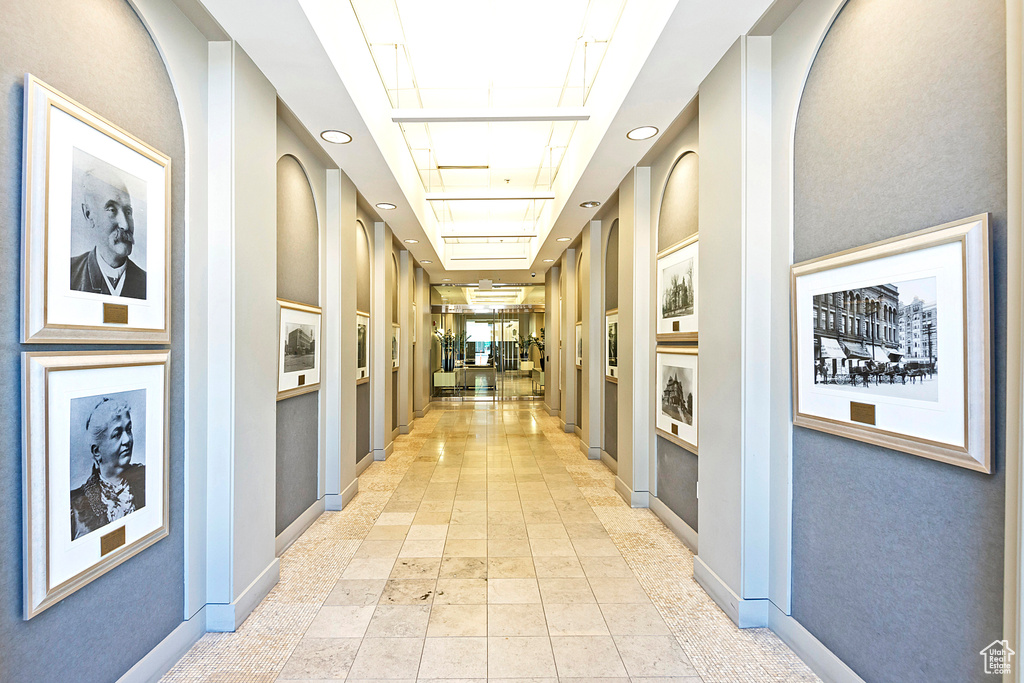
412, 302, 417, 344
606, 311, 618, 380
792, 214, 991, 473
657, 234, 698, 341
656, 346, 698, 454
22, 350, 170, 619
278, 299, 321, 399
22, 75, 170, 344
392, 323, 401, 369
575, 322, 583, 369
356, 311, 369, 383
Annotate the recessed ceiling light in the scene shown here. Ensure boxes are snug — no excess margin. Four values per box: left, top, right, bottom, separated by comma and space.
421, 260, 433, 264
376, 202, 397, 210
543, 259, 555, 263
442, 278, 451, 281
320, 129, 352, 144
404, 239, 419, 244
580, 201, 601, 209
556, 237, 570, 242
626, 126, 659, 141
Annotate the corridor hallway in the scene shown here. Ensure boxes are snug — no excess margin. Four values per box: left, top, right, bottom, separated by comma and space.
164, 404, 817, 682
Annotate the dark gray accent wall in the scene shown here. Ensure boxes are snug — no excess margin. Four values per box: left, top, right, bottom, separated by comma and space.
392, 370, 399, 431
276, 153, 319, 536
357, 381, 371, 459
0, 1, 186, 680
792, 1, 1006, 681
658, 152, 699, 251
575, 368, 582, 425
604, 382, 618, 461
656, 439, 697, 530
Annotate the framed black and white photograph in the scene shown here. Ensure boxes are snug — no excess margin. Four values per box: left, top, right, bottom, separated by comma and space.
606, 311, 618, 379
22, 75, 170, 344
22, 350, 169, 619
657, 234, 698, 341
657, 346, 698, 453
278, 299, 321, 399
392, 323, 401, 370
792, 214, 991, 472
412, 303, 417, 344
356, 311, 369, 382
575, 322, 583, 368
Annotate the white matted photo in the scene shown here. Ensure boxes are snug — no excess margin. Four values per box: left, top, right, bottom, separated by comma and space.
278, 299, 321, 399
22, 350, 169, 619
412, 303, 417, 344
575, 322, 583, 368
656, 346, 698, 453
356, 311, 369, 381
792, 214, 991, 472
657, 234, 698, 341
392, 323, 401, 369
606, 311, 618, 379
22, 75, 170, 344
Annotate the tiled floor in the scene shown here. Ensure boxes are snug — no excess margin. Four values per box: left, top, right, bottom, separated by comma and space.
162, 403, 818, 682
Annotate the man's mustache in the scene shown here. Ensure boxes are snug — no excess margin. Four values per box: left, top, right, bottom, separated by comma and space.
111, 227, 135, 246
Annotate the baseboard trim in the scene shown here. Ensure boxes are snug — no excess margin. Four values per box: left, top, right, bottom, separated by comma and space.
613, 475, 648, 507
649, 495, 697, 553
564, 422, 575, 433
587, 445, 601, 461
578, 439, 589, 455
768, 604, 865, 683
326, 477, 359, 510
614, 475, 630, 504
574, 425, 582, 438
206, 558, 281, 632
116, 606, 206, 683
275, 498, 325, 556
399, 424, 410, 434
385, 441, 394, 457
693, 555, 767, 628
373, 448, 386, 461
601, 450, 618, 473
391, 427, 400, 440
356, 452, 373, 475
414, 410, 424, 418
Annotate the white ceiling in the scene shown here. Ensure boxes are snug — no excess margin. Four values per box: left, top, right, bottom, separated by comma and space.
196, 0, 775, 282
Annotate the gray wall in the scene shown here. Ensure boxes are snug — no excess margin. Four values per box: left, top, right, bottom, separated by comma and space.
658, 152, 699, 250
0, 0, 186, 679
792, 1, 1007, 680
275, 153, 319, 535
604, 220, 619, 458
657, 446, 698, 530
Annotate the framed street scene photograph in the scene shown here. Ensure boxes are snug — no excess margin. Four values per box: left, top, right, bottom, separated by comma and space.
657, 346, 698, 453
278, 299, 321, 399
356, 311, 369, 382
657, 234, 698, 341
412, 303, 417, 343
22, 75, 170, 344
606, 311, 618, 379
792, 214, 991, 472
576, 322, 583, 368
22, 350, 169, 619
392, 323, 401, 369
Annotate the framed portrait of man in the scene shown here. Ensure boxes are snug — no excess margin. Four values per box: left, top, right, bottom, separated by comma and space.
22, 350, 170, 619
21, 75, 170, 344
356, 311, 370, 382
278, 299, 322, 399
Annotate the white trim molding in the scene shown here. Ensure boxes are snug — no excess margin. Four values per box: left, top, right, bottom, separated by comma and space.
768, 604, 866, 683
650, 495, 697, 553
116, 606, 206, 683
205, 559, 280, 632
275, 498, 325, 556
693, 555, 768, 628
325, 477, 359, 511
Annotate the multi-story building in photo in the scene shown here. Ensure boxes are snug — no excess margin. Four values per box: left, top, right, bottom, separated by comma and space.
812, 284, 900, 375
899, 297, 938, 361
286, 326, 314, 356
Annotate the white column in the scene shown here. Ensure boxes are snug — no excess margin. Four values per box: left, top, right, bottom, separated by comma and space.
414, 267, 431, 415
372, 222, 388, 459
398, 250, 412, 432
562, 247, 578, 432
544, 266, 561, 415
584, 220, 603, 459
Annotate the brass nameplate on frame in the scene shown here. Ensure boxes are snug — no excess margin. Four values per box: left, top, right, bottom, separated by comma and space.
673, 321, 680, 332
298, 375, 305, 386
850, 402, 876, 425
103, 303, 129, 325
671, 424, 679, 435
100, 526, 126, 556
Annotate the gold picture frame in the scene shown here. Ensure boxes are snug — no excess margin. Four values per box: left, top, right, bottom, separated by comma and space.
356, 310, 370, 384
656, 346, 698, 454
606, 310, 618, 381
278, 299, 322, 399
791, 214, 991, 473
22, 350, 171, 619
392, 322, 401, 370
656, 233, 698, 342
22, 75, 171, 344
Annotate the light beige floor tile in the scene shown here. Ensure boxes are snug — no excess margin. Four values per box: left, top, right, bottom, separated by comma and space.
524, 509, 563, 524
488, 499, 524, 512
325, 579, 387, 606
488, 578, 542, 604
389, 557, 441, 579
489, 523, 529, 540
543, 603, 609, 636
426, 604, 487, 637
434, 578, 488, 604
365, 604, 430, 637
488, 604, 549, 637
305, 605, 375, 638
375, 512, 416, 526
549, 636, 628, 678
533, 555, 586, 578
354, 540, 404, 559
405, 524, 449, 540
489, 539, 533, 557
489, 636, 558, 678
588, 577, 649, 604
579, 555, 633, 578
538, 578, 597, 604
613, 636, 697, 678
530, 538, 578, 557
364, 525, 410, 541
450, 510, 488, 525
488, 556, 537, 578
446, 523, 487, 539
343, 558, 397, 580
600, 603, 671, 635
379, 579, 436, 605
278, 637, 361, 680
443, 538, 488, 557
438, 556, 487, 579
571, 538, 621, 557
398, 539, 445, 558
418, 637, 488, 679
413, 511, 452, 525
527, 523, 568, 539
346, 637, 423, 679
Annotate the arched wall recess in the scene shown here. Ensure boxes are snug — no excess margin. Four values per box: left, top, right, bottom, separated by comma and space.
790, 0, 1007, 680
658, 151, 700, 251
